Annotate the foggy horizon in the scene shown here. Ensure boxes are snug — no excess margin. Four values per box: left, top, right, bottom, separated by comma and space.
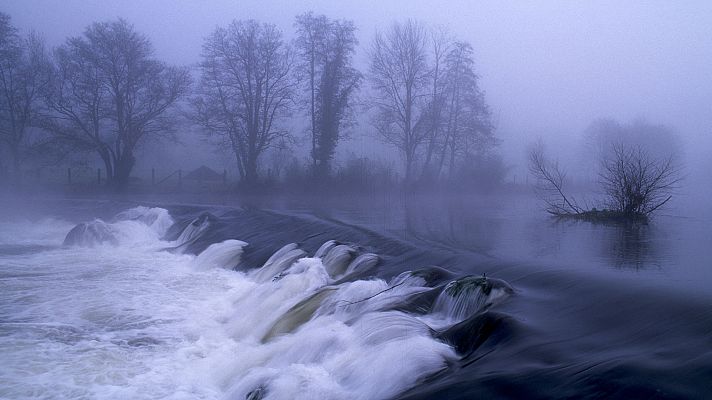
5, 1, 711, 181
2, 3, 712, 399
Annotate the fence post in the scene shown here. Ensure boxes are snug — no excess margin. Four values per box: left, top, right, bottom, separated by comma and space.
152, 168, 155, 186
223, 169, 227, 185
67, 167, 72, 185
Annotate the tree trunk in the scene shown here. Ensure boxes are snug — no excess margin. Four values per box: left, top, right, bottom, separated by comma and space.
448, 142, 457, 180
112, 152, 135, 190
315, 159, 329, 180
98, 147, 113, 186
11, 143, 21, 184
245, 154, 259, 186
404, 152, 413, 186
421, 137, 434, 181
436, 131, 450, 179
310, 44, 317, 172
234, 154, 245, 181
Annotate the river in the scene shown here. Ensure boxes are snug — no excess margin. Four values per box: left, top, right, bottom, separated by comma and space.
0, 192, 710, 399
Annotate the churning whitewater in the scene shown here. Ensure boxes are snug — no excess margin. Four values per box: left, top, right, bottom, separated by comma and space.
0, 206, 512, 400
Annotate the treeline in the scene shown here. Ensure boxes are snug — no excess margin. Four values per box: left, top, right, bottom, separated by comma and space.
0, 11, 504, 191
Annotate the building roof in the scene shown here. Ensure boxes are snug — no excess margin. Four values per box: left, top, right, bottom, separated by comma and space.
184, 165, 223, 181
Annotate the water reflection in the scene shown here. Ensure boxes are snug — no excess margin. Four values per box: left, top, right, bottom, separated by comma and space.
550, 219, 660, 270
605, 222, 655, 269
402, 196, 503, 255
247, 193, 681, 274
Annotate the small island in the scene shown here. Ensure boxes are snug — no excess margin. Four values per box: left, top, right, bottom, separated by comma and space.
528, 132, 680, 223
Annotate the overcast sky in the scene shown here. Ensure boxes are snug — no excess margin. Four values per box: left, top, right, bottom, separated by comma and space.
5, 0, 712, 176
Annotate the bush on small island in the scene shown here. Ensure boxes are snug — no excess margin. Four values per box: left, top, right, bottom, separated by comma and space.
558, 208, 650, 223
528, 141, 680, 223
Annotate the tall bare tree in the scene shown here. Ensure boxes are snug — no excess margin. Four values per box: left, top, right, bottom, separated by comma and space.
0, 13, 52, 181
294, 12, 327, 172
44, 19, 190, 188
419, 28, 451, 182
369, 20, 430, 184
295, 13, 361, 178
438, 41, 495, 180
194, 20, 294, 184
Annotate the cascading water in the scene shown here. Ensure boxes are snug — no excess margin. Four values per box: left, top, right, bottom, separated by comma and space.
250, 243, 308, 283
314, 240, 337, 258
192, 239, 248, 270
63, 219, 118, 246
431, 275, 514, 326
171, 213, 213, 251
341, 253, 380, 279
0, 206, 514, 400
321, 243, 357, 277
114, 206, 174, 237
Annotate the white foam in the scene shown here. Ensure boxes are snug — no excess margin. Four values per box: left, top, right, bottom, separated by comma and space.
249, 243, 307, 283
430, 277, 512, 327
114, 206, 174, 237
0, 217, 74, 246
321, 244, 356, 277
314, 240, 337, 258
193, 239, 248, 270
1, 208, 465, 400
62, 207, 175, 249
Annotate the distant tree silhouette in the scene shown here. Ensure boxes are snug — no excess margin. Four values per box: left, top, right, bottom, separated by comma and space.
368, 20, 496, 186
194, 20, 295, 185
0, 13, 52, 182
295, 13, 361, 178
369, 20, 430, 184
43, 19, 190, 189
419, 27, 451, 183
438, 41, 495, 180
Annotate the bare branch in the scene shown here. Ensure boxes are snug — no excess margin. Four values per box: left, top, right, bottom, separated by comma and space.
528, 141, 582, 215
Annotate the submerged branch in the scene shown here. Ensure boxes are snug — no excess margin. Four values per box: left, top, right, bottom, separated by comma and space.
335, 281, 407, 307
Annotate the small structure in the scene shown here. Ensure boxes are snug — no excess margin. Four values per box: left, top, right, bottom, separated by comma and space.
184, 165, 224, 184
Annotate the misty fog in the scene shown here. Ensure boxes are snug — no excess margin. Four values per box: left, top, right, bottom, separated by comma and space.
2, 1, 710, 193
1, 2, 711, 400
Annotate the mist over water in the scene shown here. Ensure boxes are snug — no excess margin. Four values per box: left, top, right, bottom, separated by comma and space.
0, 204, 463, 399
0, 194, 710, 399
1, 1, 712, 399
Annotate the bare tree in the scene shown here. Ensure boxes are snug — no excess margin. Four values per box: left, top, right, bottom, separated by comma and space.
294, 12, 327, 172
369, 20, 430, 184
295, 13, 361, 178
419, 27, 451, 182
0, 13, 52, 182
529, 138, 680, 219
438, 41, 495, 180
43, 19, 190, 188
599, 143, 680, 215
528, 141, 583, 215
194, 20, 294, 185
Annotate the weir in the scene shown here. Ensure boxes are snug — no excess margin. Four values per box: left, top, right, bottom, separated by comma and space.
55, 206, 517, 400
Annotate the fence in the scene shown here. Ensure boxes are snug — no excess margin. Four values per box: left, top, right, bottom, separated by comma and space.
5, 166, 230, 194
